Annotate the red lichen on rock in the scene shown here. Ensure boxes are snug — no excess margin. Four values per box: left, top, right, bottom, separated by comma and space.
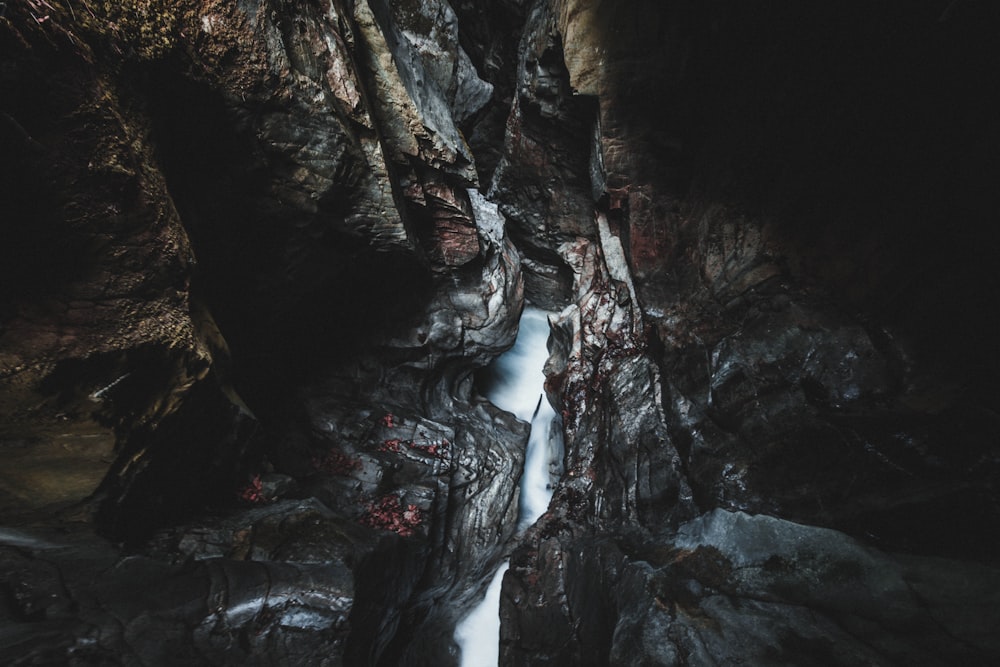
381, 413, 395, 428
238, 474, 265, 504
379, 438, 404, 453
375, 436, 449, 459
409, 438, 450, 459
430, 219, 479, 266
312, 449, 361, 475
359, 494, 423, 537
625, 187, 674, 274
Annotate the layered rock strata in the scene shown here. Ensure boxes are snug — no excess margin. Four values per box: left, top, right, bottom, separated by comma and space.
2, 1, 523, 663
2, 0, 1000, 665
491, 0, 1000, 665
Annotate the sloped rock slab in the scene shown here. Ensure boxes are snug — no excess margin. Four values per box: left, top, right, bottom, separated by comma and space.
0, 521, 354, 665
503, 510, 1000, 665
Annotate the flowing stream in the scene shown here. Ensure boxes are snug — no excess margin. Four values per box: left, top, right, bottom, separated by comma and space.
454, 307, 561, 666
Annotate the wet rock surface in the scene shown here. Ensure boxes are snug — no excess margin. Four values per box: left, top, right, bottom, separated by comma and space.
3, 1, 523, 663
1, 514, 356, 666
493, 1, 1000, 665
3, 0, 1000, 665
520, 510, 1000, 667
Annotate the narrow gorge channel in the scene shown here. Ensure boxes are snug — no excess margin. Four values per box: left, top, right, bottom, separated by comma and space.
2, 1, 1000, 665
455, 307, 560, 666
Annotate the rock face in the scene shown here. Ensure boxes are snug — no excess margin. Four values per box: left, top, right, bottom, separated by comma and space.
491, 0, 1000, 665
2, 1, 521, 664
3, 0, 1000, 665
1, 509, 357, 665
506, 510, 1000, 667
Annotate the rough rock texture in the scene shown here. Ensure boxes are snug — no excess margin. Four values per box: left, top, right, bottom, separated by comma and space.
3, 0, 1000, 665
448, 0, 531, 185
487, 0, 595, 310
503, 510, 1000, 667
2, 507, 357, 665
2, 1, 522, 664
493, 0, 1000, 665
0, 0, 251, 526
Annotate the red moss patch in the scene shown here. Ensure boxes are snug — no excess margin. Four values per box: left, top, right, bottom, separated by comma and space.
312, 449, 362, 476
359, 494, 423, 537
378, 438, 404, 453
237, 474, 265, 504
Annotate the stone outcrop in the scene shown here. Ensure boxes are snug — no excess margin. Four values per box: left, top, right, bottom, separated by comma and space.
504, 510, 1000, 666
3, 0, 1000, 665
2, 1, 522, 663
490, 0, 1000, 665
2, 510, 357, 665
0, 0, 249, 524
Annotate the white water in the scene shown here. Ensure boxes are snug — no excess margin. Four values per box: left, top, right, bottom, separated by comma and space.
454, 307, 559, 667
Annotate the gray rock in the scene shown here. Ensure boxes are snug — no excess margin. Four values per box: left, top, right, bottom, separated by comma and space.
4, 2, 1000, 666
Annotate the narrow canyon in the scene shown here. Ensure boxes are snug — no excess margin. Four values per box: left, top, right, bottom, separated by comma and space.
2, 1, 999, 665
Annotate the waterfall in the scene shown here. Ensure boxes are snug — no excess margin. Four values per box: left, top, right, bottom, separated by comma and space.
454, 306, 560, 666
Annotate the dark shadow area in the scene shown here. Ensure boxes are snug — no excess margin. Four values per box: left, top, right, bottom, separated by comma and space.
0, 118, 90, 307
138, 63, 435, 411
675, 1, 1000, 374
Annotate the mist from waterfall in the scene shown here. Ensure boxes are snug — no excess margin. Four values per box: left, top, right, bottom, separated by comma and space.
454, 306, 560, 667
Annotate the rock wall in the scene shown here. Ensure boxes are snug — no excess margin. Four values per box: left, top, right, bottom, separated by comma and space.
491, 1, 1000, 665
2, 1, 523, 663
2, 0, 1000, 665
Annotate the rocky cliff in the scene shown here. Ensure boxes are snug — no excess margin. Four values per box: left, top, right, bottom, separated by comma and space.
2, 1, 999, 665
